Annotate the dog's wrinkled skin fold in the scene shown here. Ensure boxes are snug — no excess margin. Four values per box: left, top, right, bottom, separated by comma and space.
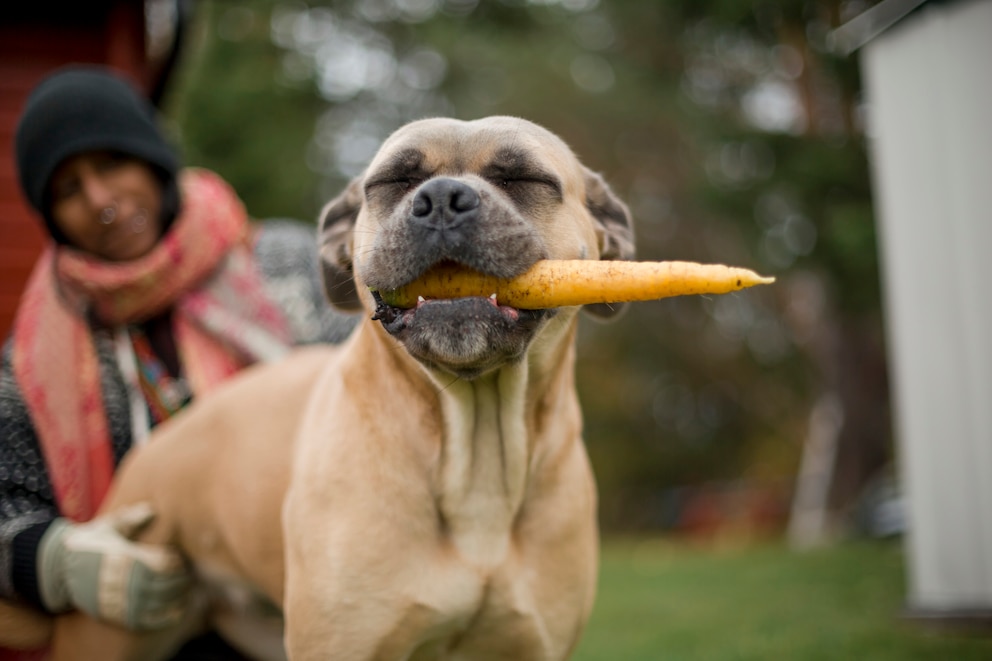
14, 116, 634, 660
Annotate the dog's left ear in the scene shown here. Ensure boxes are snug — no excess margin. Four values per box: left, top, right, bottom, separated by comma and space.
583, 168, 636, 319
318, 175, 364, 312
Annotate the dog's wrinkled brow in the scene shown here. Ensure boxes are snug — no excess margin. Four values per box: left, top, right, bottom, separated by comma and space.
483, 147, 562, 196
369, 148, 428, 184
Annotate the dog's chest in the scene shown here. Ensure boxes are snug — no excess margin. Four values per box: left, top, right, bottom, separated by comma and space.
401, 562, 558, 661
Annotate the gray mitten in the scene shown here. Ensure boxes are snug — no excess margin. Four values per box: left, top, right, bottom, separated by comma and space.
36, 503, 191, 630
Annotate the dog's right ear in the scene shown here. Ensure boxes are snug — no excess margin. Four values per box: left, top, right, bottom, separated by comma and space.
319, 176, 364, 312
583, 168, 636, 320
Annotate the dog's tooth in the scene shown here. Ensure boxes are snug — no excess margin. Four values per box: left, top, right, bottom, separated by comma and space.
489, 293, 498, 306
417, 296, 426, 306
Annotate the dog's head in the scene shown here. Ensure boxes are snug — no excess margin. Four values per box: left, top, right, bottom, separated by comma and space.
319, 116, 634, 379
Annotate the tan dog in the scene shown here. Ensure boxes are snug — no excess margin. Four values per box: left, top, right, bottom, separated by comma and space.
4, 116, 634, 660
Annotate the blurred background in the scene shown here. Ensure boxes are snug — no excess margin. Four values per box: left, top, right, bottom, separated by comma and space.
172, 0, 889, 544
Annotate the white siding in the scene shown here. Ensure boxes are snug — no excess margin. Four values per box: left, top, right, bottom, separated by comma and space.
861, 0, 992, 611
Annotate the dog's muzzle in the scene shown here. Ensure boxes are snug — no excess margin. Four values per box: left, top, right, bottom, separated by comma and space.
363, 175, 557, 379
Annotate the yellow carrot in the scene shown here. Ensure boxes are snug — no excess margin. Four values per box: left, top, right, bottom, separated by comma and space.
377, 260, 774, 309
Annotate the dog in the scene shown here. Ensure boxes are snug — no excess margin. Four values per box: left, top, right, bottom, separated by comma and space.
6, 115, 635, 660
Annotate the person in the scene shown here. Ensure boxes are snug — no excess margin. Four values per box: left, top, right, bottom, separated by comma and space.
0, 66, 355, 659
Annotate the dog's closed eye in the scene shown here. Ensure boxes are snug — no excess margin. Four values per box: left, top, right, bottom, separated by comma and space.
365, 147, 432, 203
482, 148, 563, 205
365, 177, 427, 210
484, 176, 562, 214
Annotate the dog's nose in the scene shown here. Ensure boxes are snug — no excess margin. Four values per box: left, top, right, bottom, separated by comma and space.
411, 178, 480, 230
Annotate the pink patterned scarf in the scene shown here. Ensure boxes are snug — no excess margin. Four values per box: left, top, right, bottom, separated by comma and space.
11, 168, 292, 522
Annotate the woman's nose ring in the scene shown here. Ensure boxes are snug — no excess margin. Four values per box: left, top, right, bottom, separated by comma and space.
99, 205, 117, 225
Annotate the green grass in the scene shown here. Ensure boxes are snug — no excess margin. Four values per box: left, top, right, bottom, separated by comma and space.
573, 538, 992, 661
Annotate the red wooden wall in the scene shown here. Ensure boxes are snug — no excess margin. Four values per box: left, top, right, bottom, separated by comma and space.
0, 1, 165, 338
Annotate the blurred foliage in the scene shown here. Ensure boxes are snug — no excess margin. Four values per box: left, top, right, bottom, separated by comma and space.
166, 0, 327, 220
163, 0, 889, 533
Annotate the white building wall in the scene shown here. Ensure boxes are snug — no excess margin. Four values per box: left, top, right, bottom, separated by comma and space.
861, 0, 992, 612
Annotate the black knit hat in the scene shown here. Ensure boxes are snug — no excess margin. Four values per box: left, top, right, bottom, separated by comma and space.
14, 66, 181, 243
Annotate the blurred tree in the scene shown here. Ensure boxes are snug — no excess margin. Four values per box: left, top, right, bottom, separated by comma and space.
164, 0, 888, 538
666, 0, 890, 539
165, 0, 329, 221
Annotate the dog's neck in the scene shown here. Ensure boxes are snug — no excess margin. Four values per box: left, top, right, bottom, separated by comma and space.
432, 317, 581, 566
364, 316, 582, 567
431, 365, 528, 564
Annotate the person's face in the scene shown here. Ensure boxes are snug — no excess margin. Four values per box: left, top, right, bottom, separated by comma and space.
48, 151, 164, 262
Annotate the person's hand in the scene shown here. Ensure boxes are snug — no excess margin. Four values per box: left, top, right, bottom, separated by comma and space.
37, 503, 191, 630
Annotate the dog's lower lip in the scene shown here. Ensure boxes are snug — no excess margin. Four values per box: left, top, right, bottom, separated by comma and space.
374, 294, 524, 321
371, 291, 548, 336
372, 286, 527, 314
415, 293, 521, 321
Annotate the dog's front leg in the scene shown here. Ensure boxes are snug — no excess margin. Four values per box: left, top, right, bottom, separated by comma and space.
281, 513, 459, 661
282, 469, 476, 660
282, 586, 437, 661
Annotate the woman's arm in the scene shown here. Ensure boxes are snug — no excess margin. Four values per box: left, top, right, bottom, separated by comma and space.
0, 333, 134, 609
0, 340, 61, 606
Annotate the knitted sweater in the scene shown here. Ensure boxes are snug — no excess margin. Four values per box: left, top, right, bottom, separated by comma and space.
0, 219, 356, 609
